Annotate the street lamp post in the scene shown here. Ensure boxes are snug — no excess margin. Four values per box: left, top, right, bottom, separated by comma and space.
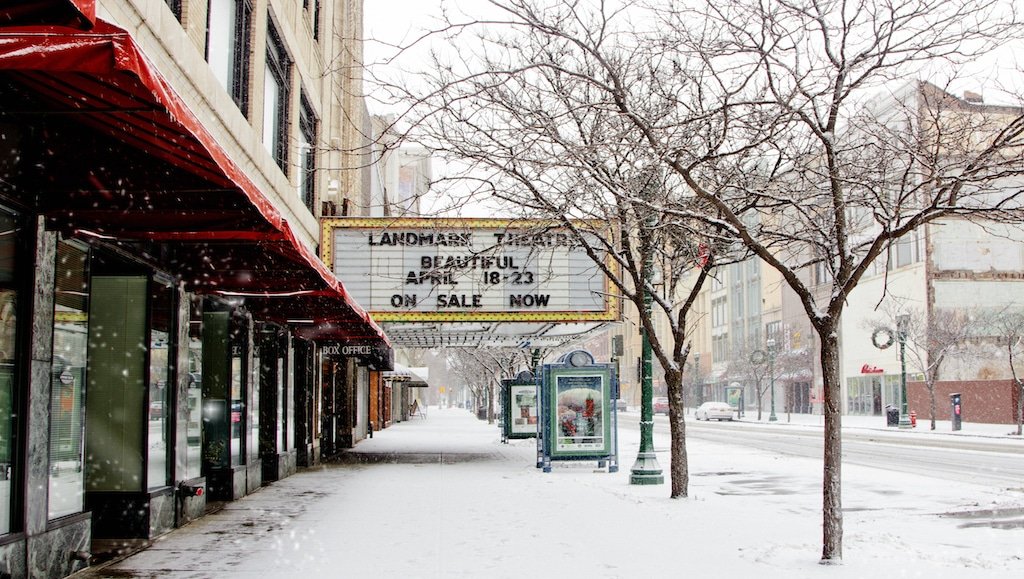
691, 352, 701, 414
630, 217, 664, 485
897, 315, 911, 429
767, 338, 778, 422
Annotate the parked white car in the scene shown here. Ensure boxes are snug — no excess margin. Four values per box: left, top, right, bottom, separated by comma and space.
695, 401, 735, 421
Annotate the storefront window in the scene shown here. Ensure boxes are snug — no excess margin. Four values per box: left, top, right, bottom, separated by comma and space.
883, 375, 900, 414
231, 344, 244, 466
846, 376, 883, 415
147, 282, 173, 489
847, 374, 904, 416
249, 344, 260, 463
0, 209, 21, 533
185, 327, 203, 479
49, 241, 89, 520
277, 355, 285, 451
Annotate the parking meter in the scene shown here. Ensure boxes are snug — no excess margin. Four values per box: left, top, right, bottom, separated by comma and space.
950, 392, 962, 431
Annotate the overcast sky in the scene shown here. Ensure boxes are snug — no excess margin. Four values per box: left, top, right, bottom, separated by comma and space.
363, 0, 448, 66
363, 1, 1023, 105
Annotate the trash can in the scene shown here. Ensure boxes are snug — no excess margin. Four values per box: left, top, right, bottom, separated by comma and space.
885, 405, 899, 427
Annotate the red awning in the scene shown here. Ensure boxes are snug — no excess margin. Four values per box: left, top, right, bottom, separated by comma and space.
0, 0, 95, 30
0, 19, 387, 344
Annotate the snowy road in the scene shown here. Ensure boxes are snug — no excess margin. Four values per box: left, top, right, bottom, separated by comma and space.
625, 414, 1024, 488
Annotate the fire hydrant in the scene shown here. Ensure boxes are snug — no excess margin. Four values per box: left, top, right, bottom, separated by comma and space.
909, 411, 917, 427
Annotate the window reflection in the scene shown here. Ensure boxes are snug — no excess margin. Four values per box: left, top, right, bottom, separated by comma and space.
148, 283, 173, 490
277, 356, 285, 451
48, 241, 89, 520
185, 328, 203, 479
231, 348, 243, 466
249, 343, 260, 463
0, 209, 21, 532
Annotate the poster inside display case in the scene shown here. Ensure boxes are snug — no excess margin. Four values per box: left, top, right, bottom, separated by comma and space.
509, 384, 538, 436
549, 370, 611, 457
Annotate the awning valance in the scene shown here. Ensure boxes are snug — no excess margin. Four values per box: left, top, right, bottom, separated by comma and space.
383, 364, 429, 387
0, 0, 95, 30
0, 19, 387, 345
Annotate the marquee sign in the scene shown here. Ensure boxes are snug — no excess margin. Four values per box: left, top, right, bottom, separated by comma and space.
322, 218, 618, 322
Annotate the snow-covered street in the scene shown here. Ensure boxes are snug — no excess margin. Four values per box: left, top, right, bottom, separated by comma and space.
79, 407, 1023, 578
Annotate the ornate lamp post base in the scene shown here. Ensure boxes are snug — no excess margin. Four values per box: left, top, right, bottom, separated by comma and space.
630, 446, 664, 485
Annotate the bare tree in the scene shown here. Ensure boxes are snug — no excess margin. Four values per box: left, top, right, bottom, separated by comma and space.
445, 350, 489, 413
986, 309, 1024, 435
726, 344, 770, 420
656, 2, 1023, 560
446, 347, 534, 423
372, 5, 737, 498
372, 0, 1024, 563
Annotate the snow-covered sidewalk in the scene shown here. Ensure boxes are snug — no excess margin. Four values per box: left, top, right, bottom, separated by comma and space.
80, 407, 1023, 578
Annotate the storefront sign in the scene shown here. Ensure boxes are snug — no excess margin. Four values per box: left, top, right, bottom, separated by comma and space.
860, 364, 884, 374
321, 341, 394, 370
322, 218, 618, 322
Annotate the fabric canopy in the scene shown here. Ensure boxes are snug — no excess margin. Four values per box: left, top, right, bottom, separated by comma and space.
0, 0, 95, 29
0, 18, 387, 344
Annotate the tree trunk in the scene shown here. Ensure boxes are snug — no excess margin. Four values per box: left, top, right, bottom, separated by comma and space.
819, 330, 843, 562
1017, 380, 1023, 436
666, 368, 688, 498
928, 382, 937, 431
756, 381, 763, 420
487, 383, 495, 424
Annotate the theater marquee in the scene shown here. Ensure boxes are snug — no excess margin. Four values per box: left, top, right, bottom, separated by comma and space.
322, 218, 618, 322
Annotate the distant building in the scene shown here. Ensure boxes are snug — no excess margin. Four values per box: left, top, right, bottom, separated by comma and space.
689, 83, 1024, 422
369, 115, 432, 217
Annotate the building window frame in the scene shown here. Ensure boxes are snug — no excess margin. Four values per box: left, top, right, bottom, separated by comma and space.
165, 0, 182, 20
304, 0, 321, 41
263, 22, 291, 172
298, 95, 318, 212
206, 0, 252, 116
0, 204, 27, 535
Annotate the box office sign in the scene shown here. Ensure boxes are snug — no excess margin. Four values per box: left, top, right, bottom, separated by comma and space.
322, 218, 618, 322
548, 369, 611, 457
320, 342, 394, 370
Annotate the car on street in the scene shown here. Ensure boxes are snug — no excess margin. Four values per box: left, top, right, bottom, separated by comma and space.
695, 401, 735, 421
653, 397, 669, 415
615, 399, 628, 412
